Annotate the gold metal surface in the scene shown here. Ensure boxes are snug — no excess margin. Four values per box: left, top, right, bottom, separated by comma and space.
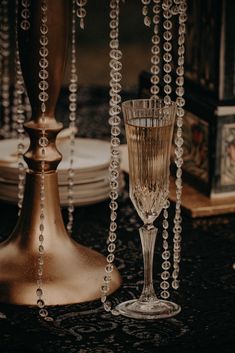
0, 0, 121, 305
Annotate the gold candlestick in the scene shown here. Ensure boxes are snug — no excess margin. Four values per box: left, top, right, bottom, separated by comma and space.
0, 0, 121, 305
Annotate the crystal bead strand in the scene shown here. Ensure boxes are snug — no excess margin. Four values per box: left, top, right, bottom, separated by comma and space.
150, 0, 161, 99
100, 0, 122, 316
36, 0, 53, 322
76, 0, 87, 30
171, 0, 187, 291
141, 0, 152, 27
15, 0, 26, 215
1, 0, 11, 138
20, 0, 31, 31
159, 0, 173, 300
66, 0, 78, 234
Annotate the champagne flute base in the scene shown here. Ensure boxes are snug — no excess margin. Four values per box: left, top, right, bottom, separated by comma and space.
116, 298, 181, 320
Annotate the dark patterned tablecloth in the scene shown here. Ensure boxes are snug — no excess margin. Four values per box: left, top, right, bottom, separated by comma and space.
0, 87, 235, 353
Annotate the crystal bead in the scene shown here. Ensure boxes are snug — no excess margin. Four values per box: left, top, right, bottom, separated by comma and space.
111, 138, 120, 148
151, 75, 159, 85
153, 14, 160, 25
163, 31, 172, 41
109, 105, 121, 116
110, 222, 117, 232
111, 95, 121, 105
176, 87, 184, 97
40, 24, 48, 35
163, 52, 172, 63
109, 200, 118, 210
37, 299, 45, 308
172, 279, 179, 289
108, 243, 116, 252
160, 281, 170, 290
161, 290, 170, 299
109, 191, 118, 200
110, 19, 119, 29
109, 232, 117, 242
164, 85, 172, 95
44, 316, 54, 322
105, 264, 114, 273
111, 126, 121, 136
110, 211, 117, 222
163, 42, 172, 52
161, 271, 170, 280
101, 295, 107, 303
21, 20, 30, 30
152, 34, 160, 45
176, 67, 184, 76
142, 6, 148, 17
107, 254, 115, 263
39, 91, 48, 102
104, 301, 112, 312
39, 69, 48, 80
162, 250, 170, 260
77, 7, 86, 18
39, 80, 49, 91
151, 56, 160, 65
39, 245, 44, 254
110, 9, 118, 20
109, 116, 121, 126
110, 70, 122, 82
39, 136, 48, 147
163, 20, 172, 30
144, 16, 151, 27
163, 240, 168, 250
151, 86, 159, 96
109, 29, 118, 38
110, 39, 119, 49
162, 261, 171, 270
36, 288, 43, 298
151, 45, 160, 55
39, 308, 48, 318
21, 8, 30, 19
101, 284, 109, 293
163, 63, 172, 73
104, 275, 111, 283
39, 58, 48, 69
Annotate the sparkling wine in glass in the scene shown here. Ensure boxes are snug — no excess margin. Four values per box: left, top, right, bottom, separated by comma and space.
116, 99, 181, 319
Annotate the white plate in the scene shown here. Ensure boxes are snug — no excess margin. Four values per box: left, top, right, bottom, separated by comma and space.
0, 138, 124, 206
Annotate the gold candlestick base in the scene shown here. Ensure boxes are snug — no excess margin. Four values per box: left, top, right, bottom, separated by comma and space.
0, 172, 121, 305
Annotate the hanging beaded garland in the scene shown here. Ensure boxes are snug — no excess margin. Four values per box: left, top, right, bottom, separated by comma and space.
66, 0, 78, 234
0, 0, 11, 138
36, 0, 53, 322
172, 0, 187, 290
100, 0, 122, 316
15, 0, 27, 215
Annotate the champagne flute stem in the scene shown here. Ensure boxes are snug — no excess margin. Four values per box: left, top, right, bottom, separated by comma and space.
139, 224, 158, 302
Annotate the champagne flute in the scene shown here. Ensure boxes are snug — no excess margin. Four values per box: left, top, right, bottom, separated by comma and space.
116, 98, 181, 319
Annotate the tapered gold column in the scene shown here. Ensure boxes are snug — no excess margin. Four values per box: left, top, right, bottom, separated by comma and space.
0, 0, 121, 305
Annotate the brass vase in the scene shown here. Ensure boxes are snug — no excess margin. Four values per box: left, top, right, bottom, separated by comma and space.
0, 0, 121, 305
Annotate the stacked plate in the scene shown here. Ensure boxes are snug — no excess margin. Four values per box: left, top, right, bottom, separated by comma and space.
0, 138, 124, 206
